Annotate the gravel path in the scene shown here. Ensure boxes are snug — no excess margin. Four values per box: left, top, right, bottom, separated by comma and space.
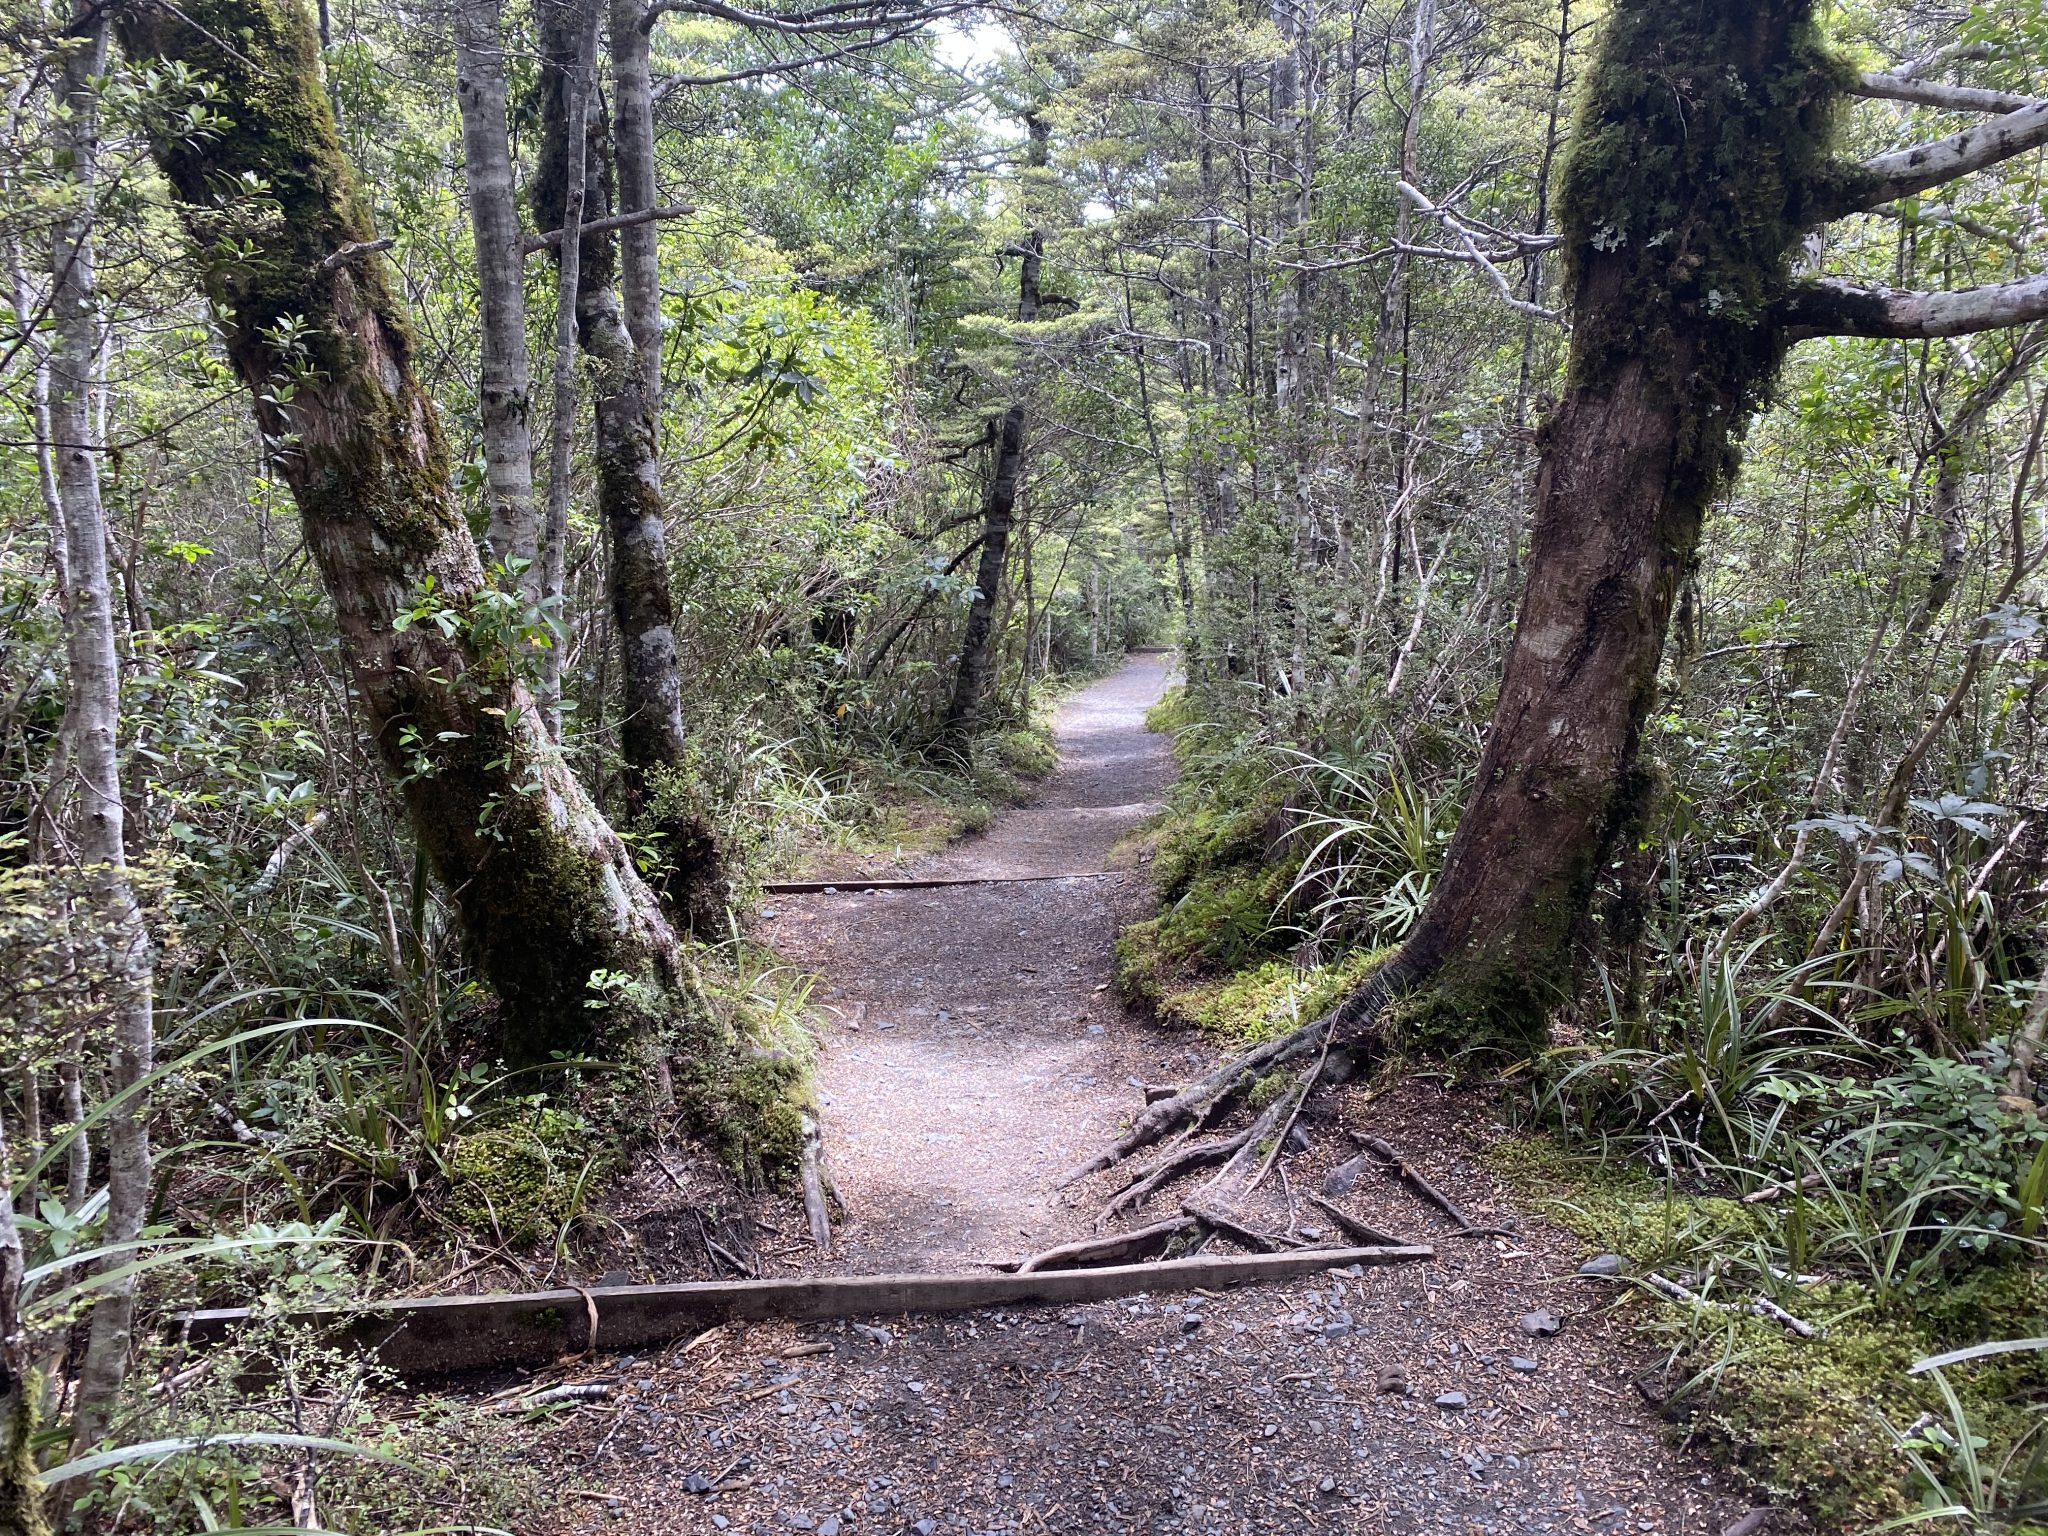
523, 657, 1765, 1536
759, 653, 1179, 1267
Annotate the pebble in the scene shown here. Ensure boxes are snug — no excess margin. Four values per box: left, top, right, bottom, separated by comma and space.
853, 1323, 892, 1345
818, 1519, 841, 1536
877, 1019, 897, 1030
914, 1521, 938, 1536
1434, 1391, 1469, 1410
685, 1473, 714, 1494
1376, 1366, 1410, 1395
1579, 1253, 1629, 1278
1519, 1309, 1562, 1337
711, 1519, 728, 1531
1508, 1356, 1539, 1373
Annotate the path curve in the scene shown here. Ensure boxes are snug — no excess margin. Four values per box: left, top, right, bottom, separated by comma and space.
764, 652, 1190, 1268
535, 656, 1752, 1535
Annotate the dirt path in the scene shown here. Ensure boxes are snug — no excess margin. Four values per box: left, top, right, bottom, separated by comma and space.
759, 652, 1187, 1268
529, 657, 1763, 1535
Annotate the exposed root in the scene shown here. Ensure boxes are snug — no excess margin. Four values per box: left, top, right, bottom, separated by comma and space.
1058, 1019, 1328, 1186
1064, 971, 1400, 1187
1179, 1199, 1292, 1253
1306, 1194, 1415, 1249
1014, 1215, 1197, 1274
1097, 1130, 1251, 1225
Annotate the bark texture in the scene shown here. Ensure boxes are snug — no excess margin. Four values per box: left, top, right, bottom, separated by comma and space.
50, 7, 156, 1460
536, 1, 727, 924
1370, 0, 1844, 1049
116, 0, 685, 1062
452, 0, 539, 582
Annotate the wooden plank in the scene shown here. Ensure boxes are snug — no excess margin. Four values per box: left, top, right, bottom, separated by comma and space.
761, 872, 1122, 894
178, 1245, 1432, 1378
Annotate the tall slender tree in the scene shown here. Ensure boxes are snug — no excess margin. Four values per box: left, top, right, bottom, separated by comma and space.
948, 110, 1047, 733
49, 3, 155, 1458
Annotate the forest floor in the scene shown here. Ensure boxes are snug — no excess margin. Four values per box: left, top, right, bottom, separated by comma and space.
515, 656, 1771, 1536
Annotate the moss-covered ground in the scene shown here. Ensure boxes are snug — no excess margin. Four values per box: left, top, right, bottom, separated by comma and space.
1490, 1135, 2048, 1528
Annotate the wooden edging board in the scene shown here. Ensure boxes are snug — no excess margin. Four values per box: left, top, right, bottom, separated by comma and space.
761, 872, 1123, 894
178, 1245, 1433, 1378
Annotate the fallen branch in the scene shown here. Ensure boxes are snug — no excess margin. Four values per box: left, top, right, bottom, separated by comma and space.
799, 1112, 833, 1257
1642, 1272, 1817, 1340
1353, 1134, 1513, 1236
178, 1246, 1436, 1377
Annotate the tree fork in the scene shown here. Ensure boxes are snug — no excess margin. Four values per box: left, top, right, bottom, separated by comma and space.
114, 0, 689, 1062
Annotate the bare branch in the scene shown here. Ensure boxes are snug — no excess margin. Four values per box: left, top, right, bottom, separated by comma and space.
1848, 71, 2039, 115
523, 201, 695, 254
643, 0, 970, 34
1395, 181, 1564, 324
1780, 271, 2048, 340
1829, 101, 2048, 215
319, 236, 395, 273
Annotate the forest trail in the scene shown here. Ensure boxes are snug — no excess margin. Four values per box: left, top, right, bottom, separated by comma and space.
763, 651, 1183, 1268
530, 657, 1758, 1535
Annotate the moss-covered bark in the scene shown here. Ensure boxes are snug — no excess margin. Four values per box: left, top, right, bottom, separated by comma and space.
1365, 0, 1851, 1056
113, 0, 683, 1062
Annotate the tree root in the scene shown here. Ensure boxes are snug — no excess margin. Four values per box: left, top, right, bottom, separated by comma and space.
1307, 1194, 1415, 1249
1065, 971, 1400, 1188
1180, 1199, 1292, 1253
1059, 1018, 1329, 1186
1014, 1216, 1198, 1273
1098, 1129, 1252, 1225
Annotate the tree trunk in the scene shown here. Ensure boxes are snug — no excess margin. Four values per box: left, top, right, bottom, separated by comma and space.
452, 0, 538, 584
947, 111, 1047, 734
535, 0, 594, 732
0, 1097, 49, 1536
536, 0, 726, 924
610, 0, 664, 404
50, 6, 156, 1460
115, 0, 690, 1063
1353, 0, 1843, 1051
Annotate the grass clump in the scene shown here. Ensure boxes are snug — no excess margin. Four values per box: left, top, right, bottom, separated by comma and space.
1490, 1134, 2048, 1527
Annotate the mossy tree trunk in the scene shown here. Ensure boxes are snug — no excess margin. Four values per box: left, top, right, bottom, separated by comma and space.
115, 0, 686, 1063
1366, 0, 1844, 1051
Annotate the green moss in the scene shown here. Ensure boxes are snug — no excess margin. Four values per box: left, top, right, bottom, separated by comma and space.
1144, 683, 1195, 734
0, 1376, 51, 1536
1489, 1135, 2048, 1526
1114, 862, 1293, 1007
995, 726, 1059, 780
1151, 948, 1394, 1044
448, 1108, 595, 1246
657, 950, 819, 1187
1556, 1, 1852, 514
1386, 942, 1578, 1064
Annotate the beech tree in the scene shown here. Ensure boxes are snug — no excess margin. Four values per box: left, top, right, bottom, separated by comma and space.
112, 0, 735, 1062
1086, 0, 2048, 1169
